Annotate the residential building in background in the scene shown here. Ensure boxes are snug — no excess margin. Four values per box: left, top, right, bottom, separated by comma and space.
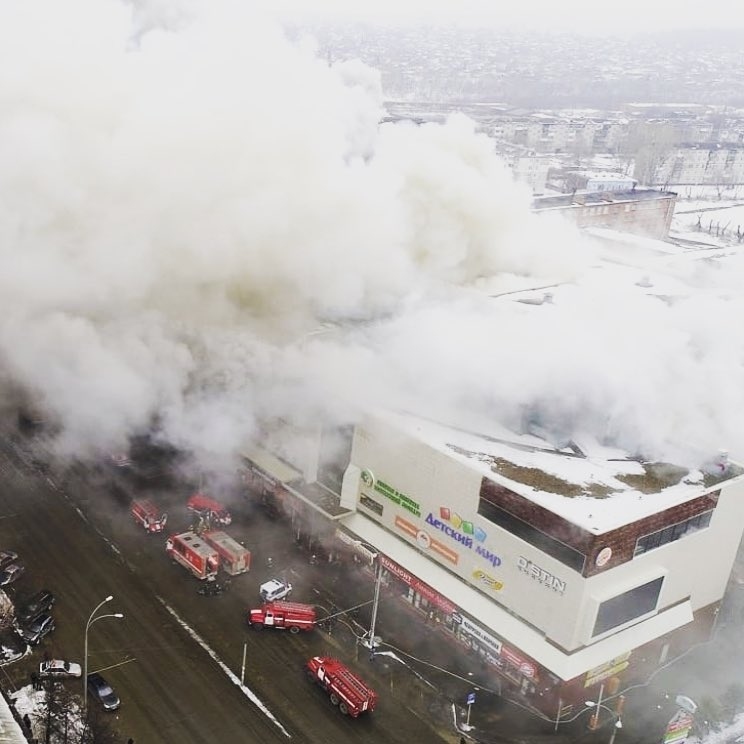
641, 145, 744, 187
507, 152, 551, 195
564, 172, 637, 193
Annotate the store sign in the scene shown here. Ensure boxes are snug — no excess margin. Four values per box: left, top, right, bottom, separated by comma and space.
361, 470, 421, 517
472, 568, 503, 592
517, 557, 566, 595
501, 646, 537, 679
436, 507, 487, 543
595, 547, 613, 567
425, 508, 501, 568
663, 709, 694, 744
395, 516, 460, 564
426, 512, 475, 548
584, 651, 631, 687
457, 615, 503, 656
379, 555, 456, 614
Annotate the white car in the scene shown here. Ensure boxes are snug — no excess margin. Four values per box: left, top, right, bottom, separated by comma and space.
39, 660, 82, 678
259, 579, 293, 602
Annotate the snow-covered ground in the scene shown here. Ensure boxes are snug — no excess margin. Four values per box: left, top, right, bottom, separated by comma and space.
671, 200, 744, 249
690, 713, 744, 744
672, 185, 744, 202
9, 684, 86, 743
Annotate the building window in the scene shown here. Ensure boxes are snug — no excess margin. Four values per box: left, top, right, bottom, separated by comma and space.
634, 511, 713, 557
477, 499, 585, 572
593, 576, 664, 636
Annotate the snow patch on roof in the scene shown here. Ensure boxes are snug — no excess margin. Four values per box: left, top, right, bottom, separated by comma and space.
381, 409, 742, 534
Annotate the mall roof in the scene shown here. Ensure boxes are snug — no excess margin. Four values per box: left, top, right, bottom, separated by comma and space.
380, 409, 744, 535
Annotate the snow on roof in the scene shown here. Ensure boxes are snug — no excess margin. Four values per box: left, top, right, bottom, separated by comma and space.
577, 172, 635, 181
491, 227, 736, 308
380, 409, 743, 535
586, 227, 680, 255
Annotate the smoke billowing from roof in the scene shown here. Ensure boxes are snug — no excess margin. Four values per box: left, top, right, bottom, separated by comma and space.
1, 0, 743, 471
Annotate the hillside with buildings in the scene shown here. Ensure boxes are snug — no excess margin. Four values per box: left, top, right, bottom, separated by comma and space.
293, 23, 744, 200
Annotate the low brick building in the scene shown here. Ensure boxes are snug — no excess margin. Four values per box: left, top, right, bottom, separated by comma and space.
532, 188, 677, 239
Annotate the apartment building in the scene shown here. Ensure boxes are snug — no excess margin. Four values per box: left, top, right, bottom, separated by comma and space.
645, 145, 744, 186
509, 153, 551, 195
564, 171, 637, 192
509, 117, 600, 154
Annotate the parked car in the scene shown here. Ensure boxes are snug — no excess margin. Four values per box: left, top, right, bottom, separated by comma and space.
0, 563, 25, 587
39, 660, 81, 679
16, 590, 55, 624
259, 578, 292, 602
87, 673, 120, 711
18, 612, 55, 645
0, 551, 18, 570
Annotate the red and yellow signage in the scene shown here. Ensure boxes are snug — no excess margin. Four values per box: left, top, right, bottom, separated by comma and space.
394, 515, 460, 565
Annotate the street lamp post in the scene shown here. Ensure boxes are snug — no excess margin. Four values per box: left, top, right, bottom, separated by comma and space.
585, 700, 622, 744
83, 596, 124, 712
365, 558, 382, 652
588, 683, 604, 729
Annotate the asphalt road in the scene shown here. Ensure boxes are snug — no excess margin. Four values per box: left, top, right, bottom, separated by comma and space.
0, 427, 455, 744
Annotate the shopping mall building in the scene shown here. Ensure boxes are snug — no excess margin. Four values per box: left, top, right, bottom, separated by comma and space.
241, 409, 744, 721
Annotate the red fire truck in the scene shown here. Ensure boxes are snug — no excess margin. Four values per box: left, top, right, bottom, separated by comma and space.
130, 499, 167, 533
201, 530, 251, 575
186, 493, 232, 526
305, 656, 377, 717
166, 531, 220, 580
249, 601, 316, 633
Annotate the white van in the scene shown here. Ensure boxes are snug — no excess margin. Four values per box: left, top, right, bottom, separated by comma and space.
259, 578, 293, 602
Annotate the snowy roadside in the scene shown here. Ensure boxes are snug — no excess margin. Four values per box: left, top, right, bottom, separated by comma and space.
10, 684, 84, 742
688, 713, 744, 744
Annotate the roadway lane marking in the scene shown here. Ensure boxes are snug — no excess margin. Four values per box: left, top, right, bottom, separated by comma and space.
160, 600, 292, 739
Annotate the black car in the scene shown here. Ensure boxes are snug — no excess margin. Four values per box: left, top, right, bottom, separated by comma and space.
16, 590, 55, 625
87, 673, 120, 711
0, 551, 18, 571
0, 563, 25, 587
18, 612, 55, 645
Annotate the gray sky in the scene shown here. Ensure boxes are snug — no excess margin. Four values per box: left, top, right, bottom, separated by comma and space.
259, 0, 744, 33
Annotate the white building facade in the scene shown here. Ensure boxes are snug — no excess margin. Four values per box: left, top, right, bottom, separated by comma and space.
333, 411, 744, 717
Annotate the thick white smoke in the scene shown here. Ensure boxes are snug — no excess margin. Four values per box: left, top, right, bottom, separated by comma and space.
1, 0, 742, 473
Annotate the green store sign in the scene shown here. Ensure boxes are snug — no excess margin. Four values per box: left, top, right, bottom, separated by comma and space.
361, 469, 421, 518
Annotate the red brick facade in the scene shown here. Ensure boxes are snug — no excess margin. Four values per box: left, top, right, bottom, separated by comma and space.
479, 479, 720, 577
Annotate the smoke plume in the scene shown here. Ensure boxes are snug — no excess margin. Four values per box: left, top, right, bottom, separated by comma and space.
1, 0, 742, 473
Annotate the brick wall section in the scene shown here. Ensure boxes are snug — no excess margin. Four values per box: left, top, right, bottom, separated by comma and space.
480, 480, 595, 553
571, 194, 676, 239
480, 479, 719, 577
583, 491, 719, 577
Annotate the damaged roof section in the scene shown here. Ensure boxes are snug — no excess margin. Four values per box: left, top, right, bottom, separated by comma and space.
383, 410, 744, 534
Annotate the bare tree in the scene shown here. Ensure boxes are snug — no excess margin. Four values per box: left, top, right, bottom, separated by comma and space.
42, 679, 77, 744
79, 707, 123, 744
621, 121, 680, 186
